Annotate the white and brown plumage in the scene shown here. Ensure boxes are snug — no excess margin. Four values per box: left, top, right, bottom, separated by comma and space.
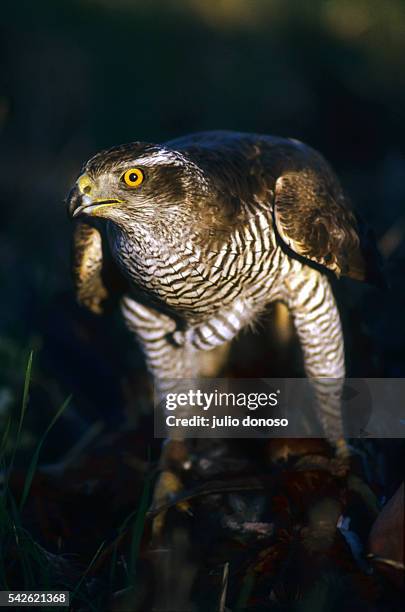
67, 131, 382, 449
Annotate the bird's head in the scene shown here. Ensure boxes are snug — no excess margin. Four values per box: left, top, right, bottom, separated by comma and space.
67, 142, 209, 229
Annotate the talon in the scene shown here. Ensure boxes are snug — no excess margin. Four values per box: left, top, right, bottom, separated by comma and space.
335, 437, 350, 459
151, 470, 191, 539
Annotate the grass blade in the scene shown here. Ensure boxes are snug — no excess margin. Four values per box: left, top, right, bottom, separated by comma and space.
5, 351, 33, 487
0, 415, 12, 460
235, 569, 255, 611
128, 472, 152, 586
71, 540, 106, 601
19, 395, 72, 510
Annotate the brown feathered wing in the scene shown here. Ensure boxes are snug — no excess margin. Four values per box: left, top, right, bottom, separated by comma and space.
273, 167, 367, 281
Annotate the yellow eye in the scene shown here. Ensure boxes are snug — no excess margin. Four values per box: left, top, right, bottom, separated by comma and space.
122, 168, 144, 188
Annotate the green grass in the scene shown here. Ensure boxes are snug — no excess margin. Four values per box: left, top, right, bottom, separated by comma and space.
0, 351, 152, 611
0, 352, 71, 604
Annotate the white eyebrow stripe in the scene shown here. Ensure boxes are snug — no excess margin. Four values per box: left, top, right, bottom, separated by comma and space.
128, 149, 210, 192
133, 150, 186, 167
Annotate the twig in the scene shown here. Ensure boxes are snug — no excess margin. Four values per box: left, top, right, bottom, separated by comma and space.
218, 561, 229, 612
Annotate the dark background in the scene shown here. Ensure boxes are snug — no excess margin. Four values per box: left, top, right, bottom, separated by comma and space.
1, 0, 405, 446
0, 2, 404, 608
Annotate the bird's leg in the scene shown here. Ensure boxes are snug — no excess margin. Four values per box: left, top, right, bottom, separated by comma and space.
283, 270, 349, 459
172, 298, 252, 350
120, 296, 201, 536
120, 296, 199, 381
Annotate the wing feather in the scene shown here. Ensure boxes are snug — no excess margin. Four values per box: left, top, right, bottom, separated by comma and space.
72, 222, 110, 314
273, 164, 366, 280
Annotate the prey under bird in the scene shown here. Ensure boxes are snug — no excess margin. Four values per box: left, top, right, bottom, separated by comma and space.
67, 131, 382, 466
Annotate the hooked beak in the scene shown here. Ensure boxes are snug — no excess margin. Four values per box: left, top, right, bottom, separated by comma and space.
71, 196, 123, 218
67, 185, 124, 218
67, 173, 124, 218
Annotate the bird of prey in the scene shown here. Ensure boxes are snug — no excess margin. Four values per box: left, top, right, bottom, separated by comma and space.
67, 131, 381, 457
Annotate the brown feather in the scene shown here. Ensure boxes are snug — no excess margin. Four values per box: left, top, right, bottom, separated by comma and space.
273, 166, 366, 280
72, 222, 109, 314
72, 221, 128, 314
170, 132, 373, 282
